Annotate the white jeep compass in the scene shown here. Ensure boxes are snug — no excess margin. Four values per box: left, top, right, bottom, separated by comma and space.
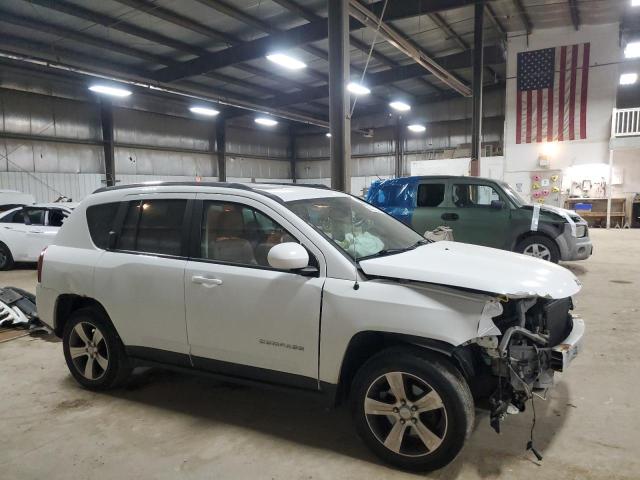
36, 182, 584, 471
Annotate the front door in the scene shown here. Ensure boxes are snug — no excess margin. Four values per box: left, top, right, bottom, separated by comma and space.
184, 194, 324, 387
447, 182, 511, 249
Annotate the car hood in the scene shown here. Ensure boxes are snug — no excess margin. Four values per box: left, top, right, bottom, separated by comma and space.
359, 241, 581, 299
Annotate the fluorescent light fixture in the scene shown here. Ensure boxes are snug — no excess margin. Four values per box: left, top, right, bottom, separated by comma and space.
625, 41, 640, 58
190, 106, 219, 116
88, 84, 132, 97
407, 124, 426, 133
632, 0, 640, 6
266, 53, 307, 70
347, 82, 371, 95
389, 101, 411, 112
255, 117, 278, 126
326, 132, 332, 138
620, 73, 638, 85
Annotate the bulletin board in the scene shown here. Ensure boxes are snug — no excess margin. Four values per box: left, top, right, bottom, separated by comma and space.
530, 170, 563, 207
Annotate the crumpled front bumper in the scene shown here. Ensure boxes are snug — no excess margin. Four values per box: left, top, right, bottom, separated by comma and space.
558, 224, 593, 261
550, 314, 585, 372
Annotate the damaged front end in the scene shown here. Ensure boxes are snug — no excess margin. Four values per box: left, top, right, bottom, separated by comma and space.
473, 296, 584, 435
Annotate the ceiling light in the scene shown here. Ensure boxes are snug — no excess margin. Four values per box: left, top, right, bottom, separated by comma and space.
620, 73, 638, 85
88, 85, 132, 97
389, 101, 411, 112
625, 41, 640, 58
326, 132, 332, 138
407, 124, 426, 133
347, 82, 371, 95
266, 53, 307, 70
190, 106, 219, 116
632, 0, 640, 6
255, 117, 278, 126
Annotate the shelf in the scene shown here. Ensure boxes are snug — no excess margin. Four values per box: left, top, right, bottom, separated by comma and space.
565, 198, 625, 202
577, 212, 626, 217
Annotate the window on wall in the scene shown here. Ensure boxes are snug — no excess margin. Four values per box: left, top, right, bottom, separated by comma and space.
199, 202, 297, 267
116, 200, 187, 256
417, 183, 446, 207
452, 184, 501, 208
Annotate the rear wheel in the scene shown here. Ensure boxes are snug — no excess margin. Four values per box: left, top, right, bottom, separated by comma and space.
351, 348, 474, 472
0, 242, 14, 270
516, 235, 560, 263
62, 308, 131, 390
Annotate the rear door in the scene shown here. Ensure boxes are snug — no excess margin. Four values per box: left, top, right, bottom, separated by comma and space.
410, 180, 450, 235
93, 194, 194, 357
448, 182, 511, 248
20, 207, 50, 260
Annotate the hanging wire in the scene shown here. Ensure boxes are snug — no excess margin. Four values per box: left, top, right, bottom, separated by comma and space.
349, 0, 389, 118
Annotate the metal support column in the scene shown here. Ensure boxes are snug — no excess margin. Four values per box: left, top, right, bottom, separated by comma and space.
99, 100, 115, 187
328, 0, 351, 192
394, 117, 403, 178
289, 126, 297, 183
470, 0, 485, 177
216, 116, 226, 182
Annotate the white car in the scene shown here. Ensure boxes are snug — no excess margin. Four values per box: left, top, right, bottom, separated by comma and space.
36, 183, 584, 471
0, 203, 76, 270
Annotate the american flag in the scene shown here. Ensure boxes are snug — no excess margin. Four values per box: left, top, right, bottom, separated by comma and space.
516, 43, 590, 144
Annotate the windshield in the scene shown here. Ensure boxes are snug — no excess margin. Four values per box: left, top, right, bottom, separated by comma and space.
287, 195, 426, 260
500, 182, 527, 207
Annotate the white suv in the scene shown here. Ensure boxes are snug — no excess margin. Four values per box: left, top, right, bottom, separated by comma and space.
37, 182, 584, 471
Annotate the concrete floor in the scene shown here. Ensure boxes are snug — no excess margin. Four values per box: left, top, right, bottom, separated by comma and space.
1, 229, 639, 480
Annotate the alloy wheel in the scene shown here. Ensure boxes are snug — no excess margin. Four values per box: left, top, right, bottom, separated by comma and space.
68, 322, 109, 380
364, 372, 447, 457
523, 243, 552, 261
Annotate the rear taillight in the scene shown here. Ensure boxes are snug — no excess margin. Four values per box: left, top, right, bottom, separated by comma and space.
37, 247, 47, 283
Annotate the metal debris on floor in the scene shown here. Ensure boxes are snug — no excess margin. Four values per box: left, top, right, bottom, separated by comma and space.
0, 287, 50, 336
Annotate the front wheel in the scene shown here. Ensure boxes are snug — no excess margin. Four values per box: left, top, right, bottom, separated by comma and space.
351, 348, 474, 472
516, 235, 560, 263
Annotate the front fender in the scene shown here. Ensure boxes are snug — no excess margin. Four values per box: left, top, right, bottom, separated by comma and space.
319, 278, 496, 384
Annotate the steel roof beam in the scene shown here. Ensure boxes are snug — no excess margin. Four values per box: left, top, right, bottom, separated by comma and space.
513, 0, 533, 34
265, 45, 504, 108
154, 0, 475, 81
349, 0, 471, 96
568, 0, 581, 31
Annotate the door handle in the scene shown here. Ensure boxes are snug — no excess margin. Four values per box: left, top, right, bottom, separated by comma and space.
441, 213, 459, 221
191, 275, 223, 287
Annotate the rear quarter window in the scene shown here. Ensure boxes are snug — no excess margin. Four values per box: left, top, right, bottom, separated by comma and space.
86, 203, 120, 249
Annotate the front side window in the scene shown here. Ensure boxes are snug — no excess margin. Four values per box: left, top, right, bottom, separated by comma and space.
452, 184, 501, 208
287, 196, 425, 260
199, 202, 296, 267
117, 199, 187, 256
417, 183, 445, 207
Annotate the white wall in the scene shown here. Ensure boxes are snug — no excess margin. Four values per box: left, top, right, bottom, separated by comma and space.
504, 23, 623, 200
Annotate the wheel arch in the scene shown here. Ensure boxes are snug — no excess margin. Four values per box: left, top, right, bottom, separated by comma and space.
511, 228, 558, 252
53, 295, 113, 338
330, 331, 477, 407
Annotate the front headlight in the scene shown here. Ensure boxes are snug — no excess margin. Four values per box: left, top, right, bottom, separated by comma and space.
575, 225, 586, 237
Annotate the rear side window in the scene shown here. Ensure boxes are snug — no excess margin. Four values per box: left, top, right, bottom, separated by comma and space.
48, 208, 69, 227
86, 203, 120, 249
417, 183, 445, 207
117, 200, 187, 256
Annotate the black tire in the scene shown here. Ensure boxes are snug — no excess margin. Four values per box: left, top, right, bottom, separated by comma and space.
0, 242, 14, 270
351, 347, 474, 472
515, 234, 560, 263
62, 307, 131, 390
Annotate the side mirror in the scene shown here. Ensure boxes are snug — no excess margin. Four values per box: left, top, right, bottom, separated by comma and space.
491, 200, 505, 210
267, 242, 309, 270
